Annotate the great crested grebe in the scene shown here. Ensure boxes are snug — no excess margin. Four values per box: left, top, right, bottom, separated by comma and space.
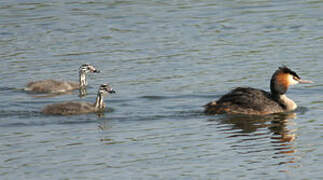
42, 83, 115, 115
204, 66, 313, 115
25, 64, 100, 94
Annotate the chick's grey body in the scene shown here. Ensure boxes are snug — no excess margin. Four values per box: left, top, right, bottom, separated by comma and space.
25, 64, 99, 94
42, 83, 115, 116
42, 101, 105, 115
26, 80, 79, 93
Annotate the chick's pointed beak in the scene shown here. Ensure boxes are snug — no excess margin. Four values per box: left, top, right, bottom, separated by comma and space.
109, 89, 116, 94
298, 79, 313, 84
105, 87, 115, 94
88, 65, 100, 73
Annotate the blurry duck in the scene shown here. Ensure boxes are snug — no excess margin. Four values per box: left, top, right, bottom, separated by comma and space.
42, 83, 115, 115
25, 64, 100, 94
204, 66, 313, 115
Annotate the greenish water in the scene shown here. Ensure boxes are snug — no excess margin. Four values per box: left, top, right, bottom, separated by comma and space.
1, 0, 323, 179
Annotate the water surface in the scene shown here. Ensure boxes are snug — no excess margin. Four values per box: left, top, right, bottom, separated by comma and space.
1, 0, 323, 179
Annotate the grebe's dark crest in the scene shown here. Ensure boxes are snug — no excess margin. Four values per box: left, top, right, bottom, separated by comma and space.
204, 66, 313, 115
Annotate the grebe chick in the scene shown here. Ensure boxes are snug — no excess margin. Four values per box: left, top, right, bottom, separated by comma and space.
25, 64, 100, 94
204, 66, 313, 115
42, 84, 115, 115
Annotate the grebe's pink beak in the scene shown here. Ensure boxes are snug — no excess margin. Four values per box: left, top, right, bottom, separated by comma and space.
298, 79, 313, 84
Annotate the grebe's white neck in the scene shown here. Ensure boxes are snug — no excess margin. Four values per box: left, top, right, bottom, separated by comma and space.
79, 71, 87, 87
79, 87, 87, 97
94, 92, 105, 109
279, 94, 297, 111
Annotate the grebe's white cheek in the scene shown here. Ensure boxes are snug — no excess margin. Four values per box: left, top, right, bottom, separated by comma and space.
288, 75, 299, 86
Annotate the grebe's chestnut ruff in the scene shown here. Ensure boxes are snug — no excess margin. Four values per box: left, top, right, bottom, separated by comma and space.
204, 66, 313, 115
42, 84, 115, 115
25, 64, 100, 94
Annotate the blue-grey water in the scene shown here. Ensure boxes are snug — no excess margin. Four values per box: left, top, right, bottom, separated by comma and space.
1, 0, 323, 179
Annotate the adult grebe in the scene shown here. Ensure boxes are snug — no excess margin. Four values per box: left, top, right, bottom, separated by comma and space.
42, 83, 115, 115
204, 66, 313, 115
25, 64, 100, 94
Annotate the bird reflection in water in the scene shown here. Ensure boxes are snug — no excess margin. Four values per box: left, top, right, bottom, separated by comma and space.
98, 119, 110, 131
269, 114, 299, 166
208, 112, 299, 166
79, 87, 88, 97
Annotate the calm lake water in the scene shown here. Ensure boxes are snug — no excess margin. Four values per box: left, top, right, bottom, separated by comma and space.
1, 0, 323, 179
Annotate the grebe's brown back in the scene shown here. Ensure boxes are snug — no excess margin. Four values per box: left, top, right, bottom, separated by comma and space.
204, 66, 313, 115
